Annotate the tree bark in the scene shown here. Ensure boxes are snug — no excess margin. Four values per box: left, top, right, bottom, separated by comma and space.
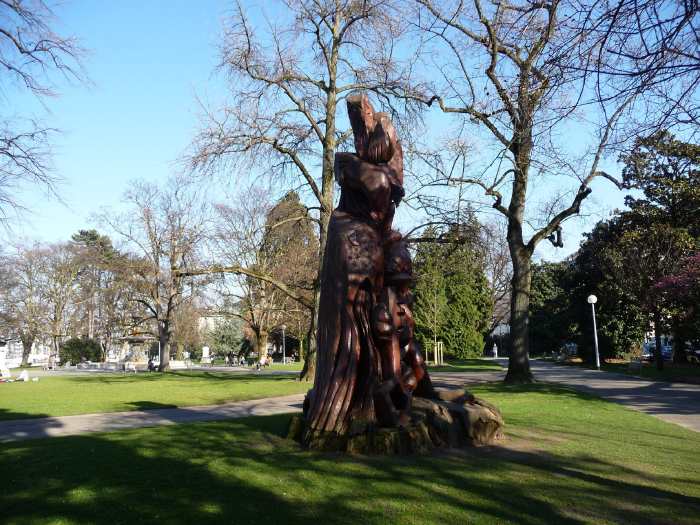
257, 331, 269, 361
505, 246, 534, 383
158, 321, 171, 372
653, 310, 664, 371
671, 322, 687, 364
300, 286, 319, 381
51, 335, 60, 367
300, 42, 338, 381
20, 334, 34, 367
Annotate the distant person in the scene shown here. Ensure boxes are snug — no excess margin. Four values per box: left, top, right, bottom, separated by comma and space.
492, 343, 498, 358
148, 358, 156, 372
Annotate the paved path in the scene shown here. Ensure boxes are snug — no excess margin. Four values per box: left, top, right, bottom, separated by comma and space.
438, 360, 700, 433
1, 360, 698, 442
525, 360, 700, 433
0, 394, 305, 443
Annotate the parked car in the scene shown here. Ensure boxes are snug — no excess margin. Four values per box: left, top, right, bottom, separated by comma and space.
561, 342, 578, 356
642, 342, 673, 361
686, 344, 700, 365
662, 345, 673, 361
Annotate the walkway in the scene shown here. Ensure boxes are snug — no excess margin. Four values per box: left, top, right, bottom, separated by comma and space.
525, 360, 700, 433
1, 360, 698, 443
0, 394, 305, 443
436, 360, 700, 432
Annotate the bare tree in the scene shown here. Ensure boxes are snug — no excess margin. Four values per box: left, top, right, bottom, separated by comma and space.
99, 179, 209, 371
1, 0, 85, 219
203, 187, 316, 361
170, 300, 203, 360
482, 220, 511, 336
189, 0, 420, 379
405, 0, 687, 382
570, 0, 700, 131
0, 243, 48, 365
43, 242, 81, 366
70, 230, 131, 360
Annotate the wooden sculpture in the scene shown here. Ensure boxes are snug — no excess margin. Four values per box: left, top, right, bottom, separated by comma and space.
304, 93, 434, 443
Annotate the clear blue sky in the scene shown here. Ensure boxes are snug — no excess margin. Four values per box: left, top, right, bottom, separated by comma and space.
8, 1, 229, 243
7, 0, 628, 262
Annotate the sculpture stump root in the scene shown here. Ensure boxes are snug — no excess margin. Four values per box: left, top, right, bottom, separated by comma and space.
288, 389, 504, 455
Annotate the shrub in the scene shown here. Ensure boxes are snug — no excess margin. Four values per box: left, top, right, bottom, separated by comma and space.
59, 338, 102, 364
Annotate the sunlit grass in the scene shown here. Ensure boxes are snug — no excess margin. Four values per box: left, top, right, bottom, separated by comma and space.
601, 361, 700, 383
427, 358, 504, 373
2, 382, 698, 524
0, 371, 310, 420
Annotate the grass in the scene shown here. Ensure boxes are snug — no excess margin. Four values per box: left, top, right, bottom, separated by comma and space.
427, 358, 504, 373
204, 359, 304, 371
267, 361, 305, 371
554, 358, 700, 384
601, 361, 700, 383
2, 382, 698, 524
0, 371, 310, 421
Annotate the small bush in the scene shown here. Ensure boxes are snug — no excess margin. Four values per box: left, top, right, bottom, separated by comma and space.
59, 338, 102, 364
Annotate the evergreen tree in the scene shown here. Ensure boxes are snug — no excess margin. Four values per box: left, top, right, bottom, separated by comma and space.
413, 227, 448, 355
529, 261, 577, 355
413, 223, 493, 359
620, 131, 700, 237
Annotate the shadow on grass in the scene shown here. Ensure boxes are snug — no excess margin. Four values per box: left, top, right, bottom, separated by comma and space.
166, 371, 298, 382
1, 386, 699, 525
523, 361, 700, 420
60, 371, 300, 385
429, 358, 505, 373
0, 408, 58, 442
127, 401, 178, 411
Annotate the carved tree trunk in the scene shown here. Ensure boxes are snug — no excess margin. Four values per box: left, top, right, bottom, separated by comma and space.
305, 215, 383, 436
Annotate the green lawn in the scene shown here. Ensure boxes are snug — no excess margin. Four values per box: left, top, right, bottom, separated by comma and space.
267, 361, 305, 371
0, 371, 310, 421
555, 359, 700, 384
2, 382, 698, 524
427, 358, 504, 373
206, 360, 305, 371
601, 361, 700, 383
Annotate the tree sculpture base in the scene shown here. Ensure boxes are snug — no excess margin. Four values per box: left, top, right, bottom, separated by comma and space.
289, 389, 504, 455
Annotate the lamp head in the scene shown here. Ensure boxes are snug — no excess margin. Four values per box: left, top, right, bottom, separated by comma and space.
587, 295, 598, 304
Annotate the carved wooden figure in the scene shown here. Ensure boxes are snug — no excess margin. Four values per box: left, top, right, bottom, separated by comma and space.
304, 93, 432, 444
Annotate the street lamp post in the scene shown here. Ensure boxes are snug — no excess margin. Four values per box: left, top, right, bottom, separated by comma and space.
587, 295, 600, 370
281, 325, 286, 365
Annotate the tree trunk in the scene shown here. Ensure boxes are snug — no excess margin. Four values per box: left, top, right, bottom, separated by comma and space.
505, 248, 534, 383
671, 322, 687, 364
653, 310, 664, 371
257, 331, 269, 360
51, 335, 60, 367
158, 322, 171, 372
300, 285, 320, 381
300, 68, 336, 381
20, 334, 34, 367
